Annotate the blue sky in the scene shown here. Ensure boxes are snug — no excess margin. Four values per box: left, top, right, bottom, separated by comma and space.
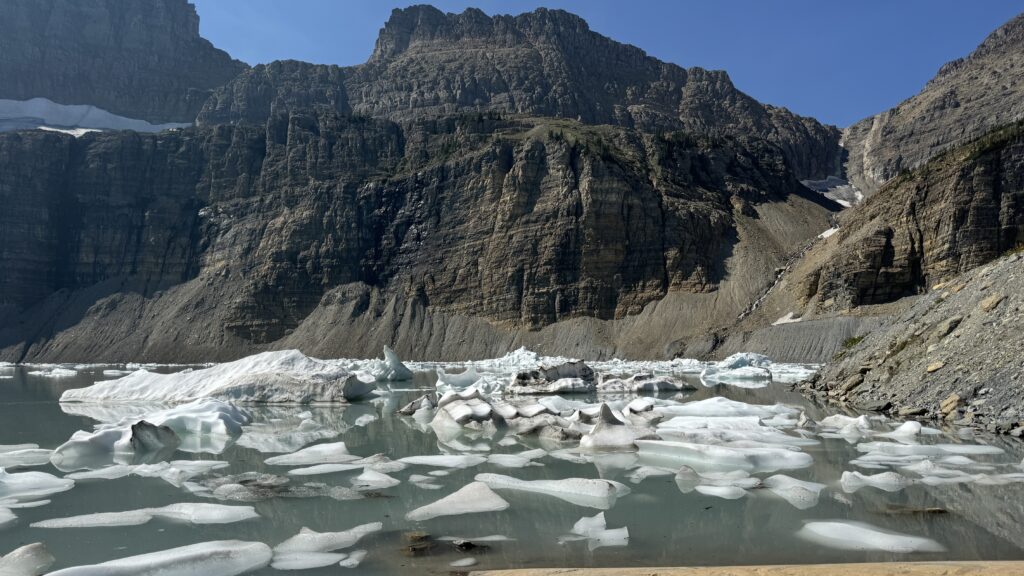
191, 1, 1024, 127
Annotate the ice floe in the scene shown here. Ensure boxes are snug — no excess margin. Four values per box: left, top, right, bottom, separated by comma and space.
274, 522, 382, 555
637, 440, 812, 473
47, 540, 273, 576
0, 449, 52, 469
399, 454, 488, 469
263, 442, 356, 467
796, 520, 945, 553
405, 481, 509, 521
31, 503, 258, 528
762, 474, 825, 509
0, 543, 54, 576
475, 473, 625, 509
0, 469, 73, 503
840, 470, 911, 493
559, 512, 629, 550
60, 350, 376, 404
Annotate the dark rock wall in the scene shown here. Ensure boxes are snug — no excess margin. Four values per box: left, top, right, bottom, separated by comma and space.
0, 0, 247, 123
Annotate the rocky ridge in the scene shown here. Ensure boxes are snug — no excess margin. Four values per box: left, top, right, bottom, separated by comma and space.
0, 0, 247, 123
843, 13, 1024, 196
198, 5, 842, 181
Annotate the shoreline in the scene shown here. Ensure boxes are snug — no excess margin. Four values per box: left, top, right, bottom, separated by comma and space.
469, 561, 1024, 576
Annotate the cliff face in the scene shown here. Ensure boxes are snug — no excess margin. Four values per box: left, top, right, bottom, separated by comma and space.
0, 0, 247, 123
199, 6, 842, 181
0, 111, 837, 362
813, 123, 1024, 308
843, 13, 1024, 196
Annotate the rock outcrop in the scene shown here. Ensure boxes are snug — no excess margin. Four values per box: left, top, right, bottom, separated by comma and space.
814, 122, 1024, 308
806, 251, 1024, 432
0, 0, 247, 123
843, 12, 1024, 196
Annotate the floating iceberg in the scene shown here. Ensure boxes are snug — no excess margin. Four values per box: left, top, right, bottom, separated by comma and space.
796, 520, 945, 553
51, 400, 248, 471
398, 454, 488, 469
0, 469, 73, 503
405, 482, 509, 521
559, 512, 629, 550
637, 440, 812, 473
60, 350, 376, 404
47, 540, 273, 576
31, 503, 258, 528
0, 449, 52, 469
700, 353, 772, 387
840, 470, 911, 493
274, 522, 382, 554
762, 475, 825, 509
263, 442, 356, 467
475, 473, 623, 510
271, 552, 349, 571
0, 543, 54, 576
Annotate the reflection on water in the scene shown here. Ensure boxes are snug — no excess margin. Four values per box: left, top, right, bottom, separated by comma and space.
1, 364, 1024, 574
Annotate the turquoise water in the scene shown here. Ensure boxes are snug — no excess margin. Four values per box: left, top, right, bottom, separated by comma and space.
2, 364, 1024, 574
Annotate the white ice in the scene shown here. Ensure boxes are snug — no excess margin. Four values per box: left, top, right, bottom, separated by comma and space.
0, 97, 190, 133
60, 350, 376, 404
274, 522, 382, 554
840, 470, 911, 493
47, 540, 273, 576
0, 543, 54, 576
351, 469, 400, 491
271, 552, 348, 571
31, 503, 258, 528
0, 469, 73, 503
398, 454, 487, 469
263, 442, 356, 467
475, 473, 622, 510
406, 481, 510, 521
762, 474, 825, 509
560, 512, 629, 550
0, 450, 52, 469
636, 440, 812, 473
796, 520, 944, 553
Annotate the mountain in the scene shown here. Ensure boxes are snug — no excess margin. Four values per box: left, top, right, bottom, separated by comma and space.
843, 13, 1024, 196
199, 6, 842, 181
0, 4, 842, 362
0, 0, 247, 124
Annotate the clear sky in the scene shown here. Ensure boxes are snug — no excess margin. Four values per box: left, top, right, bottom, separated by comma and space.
191, 0, 1024, 127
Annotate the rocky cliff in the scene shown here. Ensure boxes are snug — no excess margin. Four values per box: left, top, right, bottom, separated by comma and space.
0, 111, 837, 362
0, 0, 247, 123
199, 6, 842, 181
843, 12, 1024, 196
0, 4, 847, 362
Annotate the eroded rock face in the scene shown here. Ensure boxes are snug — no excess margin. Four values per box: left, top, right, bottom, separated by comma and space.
199, 6, 841, 181
843, 13, 1024, 196
813, 123, 1024, 308
0, 111, 836, 362
0, 0, 247, 123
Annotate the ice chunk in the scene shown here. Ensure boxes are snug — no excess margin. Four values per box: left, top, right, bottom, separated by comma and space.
60, 350, 376, 404
694, 485, 747, 499
857, 441, 1003, 457
700, 353, 772, 386
351, 469, 400, 491
475, 473, 620, 509
338, 549, 366, 568
271, 552, 348, 570
405, 481, 509, 521
762, 475, 825, 509
287, 463, 363, 476
436, 366, 481, 390
264, 442, 356, 466
0, 469, 74, 502
560, 512, 629, 550
398, 454, 487, 469
0, 543, 54, 576
486, 449, 546, 468
0, 508, 15, 529
26, 367, 78, 378
0, 449, 52, 469
450, 557, 478, 567
47, 540, 273, 576
796, 521, 945, 553
840, 471, 911, 493
274, 522, 382, 553
0, 445, 38, 454
636, 440, 812, 473
31, 503, 258, 529
381, 346, 414, 381
655, 397, 798, 419
580, 404, 643, 452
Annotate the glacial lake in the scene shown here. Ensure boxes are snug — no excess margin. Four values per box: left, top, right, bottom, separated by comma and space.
3, 359, 1024, 574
